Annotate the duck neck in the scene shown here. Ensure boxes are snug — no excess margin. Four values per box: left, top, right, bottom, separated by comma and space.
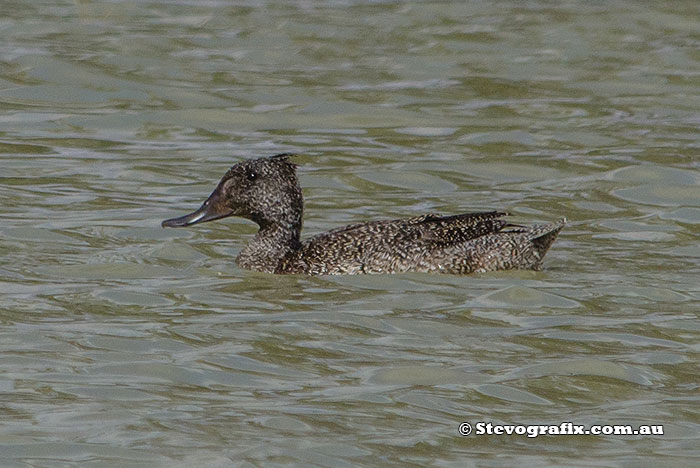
236, 218, 302, 273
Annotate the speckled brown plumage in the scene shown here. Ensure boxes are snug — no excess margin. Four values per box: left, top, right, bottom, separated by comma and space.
162, 154, 565, 275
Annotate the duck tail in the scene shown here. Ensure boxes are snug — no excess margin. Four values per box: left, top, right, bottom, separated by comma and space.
530, 218, 566, 260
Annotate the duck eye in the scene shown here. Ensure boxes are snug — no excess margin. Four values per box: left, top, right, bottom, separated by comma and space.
246, 170, 257, 181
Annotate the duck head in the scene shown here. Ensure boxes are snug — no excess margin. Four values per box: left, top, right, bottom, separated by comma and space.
162, 153, 303, 230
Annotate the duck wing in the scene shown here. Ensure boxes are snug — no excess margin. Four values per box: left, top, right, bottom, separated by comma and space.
407, 211, 510, 245
284, 211, 516, 274
323, 210, 508, 242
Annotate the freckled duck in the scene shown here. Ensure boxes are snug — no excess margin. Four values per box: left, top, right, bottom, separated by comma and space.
162, 154, 565, 275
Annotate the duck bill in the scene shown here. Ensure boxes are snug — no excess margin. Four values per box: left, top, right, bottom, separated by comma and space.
162, 191, 233, 228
